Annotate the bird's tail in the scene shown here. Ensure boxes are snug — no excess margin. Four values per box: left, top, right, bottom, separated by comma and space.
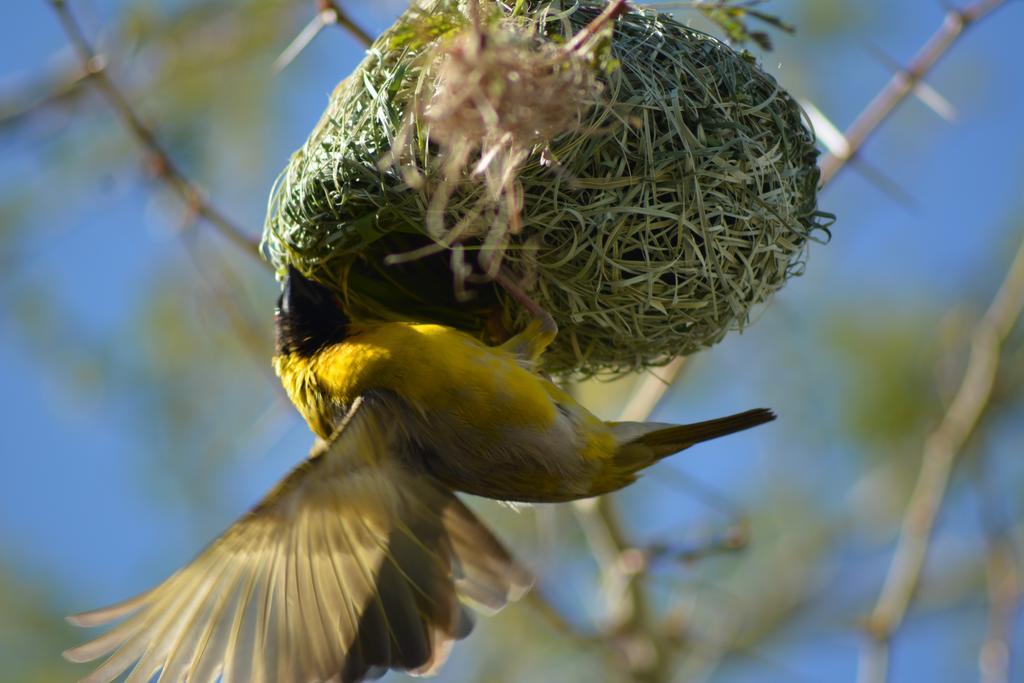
610, 408, 776, 471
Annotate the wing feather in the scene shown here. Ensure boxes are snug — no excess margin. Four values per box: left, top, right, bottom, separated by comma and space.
155, 551, 245, 683
316, 510, 365, 661
66, 394, 531, 683
278, 519, 299, 681
132, 551, 235, 683
218, 553, 260, 683
177, 553, 251, 683
296, 512, 333, 676
190, 565, 249, 683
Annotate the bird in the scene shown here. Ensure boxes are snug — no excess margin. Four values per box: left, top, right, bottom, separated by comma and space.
65, 265, 775, 683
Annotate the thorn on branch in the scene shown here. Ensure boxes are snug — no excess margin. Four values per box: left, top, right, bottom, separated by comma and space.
85, 54, 106, 76
276, 2, 373, 72
644, 520, 750, 567
818, 0, 1011, 188
0, 61, 96, 130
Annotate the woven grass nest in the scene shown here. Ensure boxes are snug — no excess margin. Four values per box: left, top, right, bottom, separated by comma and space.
263, 0, 830, 377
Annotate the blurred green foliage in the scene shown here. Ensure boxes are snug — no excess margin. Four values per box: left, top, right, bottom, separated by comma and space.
2, 1, 1022, 682
0, 568, 79, 683
828, 309, 944, 451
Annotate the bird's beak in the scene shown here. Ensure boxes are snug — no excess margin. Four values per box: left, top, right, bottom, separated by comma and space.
274, 266, 348, 356
278, 265, 322, 317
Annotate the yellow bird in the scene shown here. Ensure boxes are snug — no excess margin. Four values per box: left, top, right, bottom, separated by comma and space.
65, 266, 774, 683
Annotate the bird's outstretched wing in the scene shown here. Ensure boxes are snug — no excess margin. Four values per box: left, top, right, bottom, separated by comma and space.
64, 394, 531, 683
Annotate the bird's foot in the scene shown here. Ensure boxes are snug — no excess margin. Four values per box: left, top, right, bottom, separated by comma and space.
493, 267, 557, 338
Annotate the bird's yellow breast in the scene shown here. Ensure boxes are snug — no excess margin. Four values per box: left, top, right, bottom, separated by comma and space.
276, 322, 560, 439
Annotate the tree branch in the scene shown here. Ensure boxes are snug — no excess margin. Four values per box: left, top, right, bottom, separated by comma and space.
316, 0, 374, 47
973, 467, 1021, 683
180, 229, 279, 381
859, 233, 1024, 682
628, 0, 1013, 424
0, 61, 92, 129
818, 0, 1011, 187
569, 2, 1015, 678
47, 0, 263, 263
572, 359, 686, 682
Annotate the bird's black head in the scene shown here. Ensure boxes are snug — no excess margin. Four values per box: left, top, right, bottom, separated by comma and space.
274, 266, 350, 357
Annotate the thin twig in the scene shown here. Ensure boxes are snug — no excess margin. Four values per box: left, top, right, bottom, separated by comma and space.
645, 519, 749, 566
572, 358, 687, 682
316, 0, 374, 47
276, 1, 374, 72
859, 234, 1024, 682
618, 358, 687, 421
818, 0, 1011, 187
565, 0, 631, 52
523, 590, 603, 649
567, 2, 1013, 679
180, 230, 278, 383
0, 61, 92, 129
577, 495, 672, 682
978, 539, 1019, 683
972, 463, 1021, 683
47, 0, 263, 262
680, 519, 840, 682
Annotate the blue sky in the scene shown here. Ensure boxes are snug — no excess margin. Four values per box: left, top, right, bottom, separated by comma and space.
2, 1, 1023, 681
